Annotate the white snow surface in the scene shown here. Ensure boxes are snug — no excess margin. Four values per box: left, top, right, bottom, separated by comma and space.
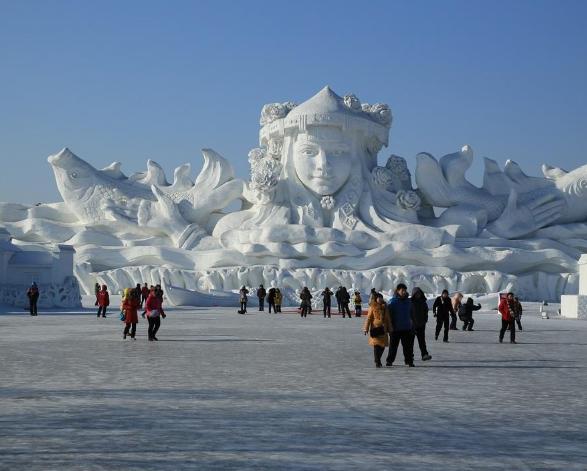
0, 305, 586, 470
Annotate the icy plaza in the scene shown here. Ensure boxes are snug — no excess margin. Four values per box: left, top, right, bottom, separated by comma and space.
1, 305, 586, 471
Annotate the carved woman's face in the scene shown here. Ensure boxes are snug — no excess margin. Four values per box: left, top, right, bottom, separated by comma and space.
293, 127, 352, 196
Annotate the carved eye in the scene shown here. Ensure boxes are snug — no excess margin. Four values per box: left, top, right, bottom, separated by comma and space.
70, 171, 78, 179
300, 147, 318, 157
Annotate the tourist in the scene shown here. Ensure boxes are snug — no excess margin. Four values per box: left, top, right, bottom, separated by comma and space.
363, 293, 391, 368
335, 286, 343, 314
321, 287, 333, 318
141, 285, 154, 318
368, 288, 378, 306
257, 284, 266, 311
122, 287, 140, 340
410, 287, 432, 361
353, 289, 362, 317
145, 287, 166, 341
340, 286, 351, 318
300, 287, 312, 317
94, 282, 100, 305
239, 286, 249, 314
386, 283, 414, 367
433, 289, 454, 342
461, 297, 481, 331
274, 288, 283, 313
26, 282, 39, 316
499, 292, 517, 344
96, 284, 109, 318
155, 284, 164, 302
450, 292, 463, 330
140, 283, 149, 308
267, 286, 276, 313
514, 296, 523, 331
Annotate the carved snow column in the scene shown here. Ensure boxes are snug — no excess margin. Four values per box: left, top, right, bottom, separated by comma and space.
53, 244, 76, 285
560, 254, 587, 319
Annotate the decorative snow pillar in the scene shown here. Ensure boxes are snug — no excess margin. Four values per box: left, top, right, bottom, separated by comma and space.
560, 254, 587, 319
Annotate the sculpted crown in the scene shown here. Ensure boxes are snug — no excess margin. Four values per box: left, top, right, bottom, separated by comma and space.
259, 86, 392, 146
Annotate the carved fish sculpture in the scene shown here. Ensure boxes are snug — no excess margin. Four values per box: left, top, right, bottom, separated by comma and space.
48, 147, 244, 229
415, 146, 568, 238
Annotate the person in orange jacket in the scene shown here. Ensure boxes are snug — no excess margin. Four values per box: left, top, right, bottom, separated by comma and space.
96, 285, 110, 318
498, 292, 517, 344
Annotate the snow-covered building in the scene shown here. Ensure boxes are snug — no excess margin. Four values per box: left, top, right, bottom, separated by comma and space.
0, 228, 81, 308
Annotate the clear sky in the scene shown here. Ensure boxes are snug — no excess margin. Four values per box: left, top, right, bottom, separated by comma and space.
0, 0, 586, 204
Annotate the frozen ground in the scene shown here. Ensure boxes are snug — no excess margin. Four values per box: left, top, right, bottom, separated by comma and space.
0, 303, 586, 470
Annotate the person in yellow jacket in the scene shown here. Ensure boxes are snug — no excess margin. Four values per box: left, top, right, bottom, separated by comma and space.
353, 290, 362, 317
363, 293, 392, 367
274, 288, 283, 313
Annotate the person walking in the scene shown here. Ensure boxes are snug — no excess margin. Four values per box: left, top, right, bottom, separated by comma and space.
460, 297, 481, 331
499, 292, 517, 344
321, 287, 333, 318
27, 282, 40, 316
239, 286, 249, 314
94, 282, 100, 306
335, 286, 343, 314
353, 289, 363, 317
274, 288, 282, 313
257, 284, 266, 311
410, 287, 432, 361
122, 287, 140, 340
386, 283, 415, 367
300, 287, 312, 318
363, 293, 392, 368
450, 292, 463, 330
433, 289, 454, 342
513, 296, 523, 331
96, 284, 110, 318
267, 286, 276, 313
340, 287, 352, 318
140, 283, 149, 308
145, 287, 166, 341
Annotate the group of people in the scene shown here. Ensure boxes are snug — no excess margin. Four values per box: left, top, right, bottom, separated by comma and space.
238, 284, 284, 314
363, 283, 524, 368
237, 284, 368, 319
93, 282, 167, 341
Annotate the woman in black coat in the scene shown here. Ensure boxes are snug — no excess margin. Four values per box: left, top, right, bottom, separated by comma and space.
410, 287, 432, 361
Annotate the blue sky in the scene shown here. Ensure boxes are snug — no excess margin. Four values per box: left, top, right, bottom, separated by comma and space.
0, 0, 586, 204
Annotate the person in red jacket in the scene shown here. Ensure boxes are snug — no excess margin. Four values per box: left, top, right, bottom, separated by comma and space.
498, 292, 517, 344
96, 285, 110, 318
145, 287, 166, 341
122, 287, 140, 339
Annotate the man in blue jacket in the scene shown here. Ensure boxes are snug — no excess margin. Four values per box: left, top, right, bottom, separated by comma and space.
386, 283, 415, 367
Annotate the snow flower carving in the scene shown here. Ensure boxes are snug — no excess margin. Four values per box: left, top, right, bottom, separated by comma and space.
248, 147, 266, 165
371, 166, 393, 188
320, 195, 335, 210
396, 190, 421, 210
343, 94, 361, 111
369, 103, 392, 126
260, 102, 296, 126
385, 155, 411, 181
250, 158, 282, 192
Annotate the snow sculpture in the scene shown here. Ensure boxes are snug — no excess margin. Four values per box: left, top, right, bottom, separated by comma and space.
561, 255, 587, 319
0, 86, 585, 303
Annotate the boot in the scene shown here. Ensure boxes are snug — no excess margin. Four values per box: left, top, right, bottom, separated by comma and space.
422, 354, 432, 361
